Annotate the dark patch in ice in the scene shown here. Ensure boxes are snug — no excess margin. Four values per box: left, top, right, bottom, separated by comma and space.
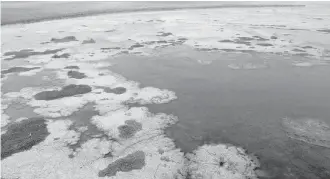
292, 48, 306, 52
82, 39, 96, 44
156, 40, 168, 44
158, 149, 164, 154
219, 39, 234, 43
52, 53, 70, 59
67, 71, 87, 79
104, 151, 113, 158
147, 20, 165, 23
118, 120, 142, 139
289, 28, 309, 31
270, 36, 278, 39
1, 67, 40, 75
236, 37, 254, 41
3, 48, 64, 61
128, 43, 144, 50
219, 49, 237, 52
101, 47, 121, 53
64, 66, 80, 70
105, 29, 116, 33
101, 47, 121, 52
253, 36, 269, 41
317, 29, 330, 33
178, 37, 188, 41
295, 53, 310, 57
143, 40, 169, 45
118, 51, 129, 55
104, 87, 127, 94
302, 46, 315, 49
256, 43, 273, 47
51, 36, 78, 43
196, 48, 219, 52
233, 40, 251, 46
65, 103, 117, 154
1, 117, 49, 159
219, 49, 255, 54
34, 84, 92, 100
157, 32, 173, 37
160, 156, 170, 162
98, 151, 146, 177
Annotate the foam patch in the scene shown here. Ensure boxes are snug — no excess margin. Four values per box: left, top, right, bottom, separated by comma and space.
282, 117, 330, 148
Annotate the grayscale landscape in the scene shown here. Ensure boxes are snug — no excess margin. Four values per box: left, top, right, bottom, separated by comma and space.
1, 1, 330, 179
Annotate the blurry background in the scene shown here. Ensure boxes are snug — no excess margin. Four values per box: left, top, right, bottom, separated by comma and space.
1, 1, 307, 25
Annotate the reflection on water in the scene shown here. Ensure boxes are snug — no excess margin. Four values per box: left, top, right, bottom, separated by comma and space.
109, 47, 330, 178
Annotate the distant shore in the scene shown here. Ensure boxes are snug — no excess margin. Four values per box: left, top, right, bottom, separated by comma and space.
1, 2, 305, 25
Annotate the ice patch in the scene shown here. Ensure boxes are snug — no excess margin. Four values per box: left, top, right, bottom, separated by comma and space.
128, 87, 177, 105
92, 107, 177, 140
186, 144, 259, 179
1, 119, 110, 179
18, 67, 43, 76
282, 117, 330, 148
1, 112, 10, 127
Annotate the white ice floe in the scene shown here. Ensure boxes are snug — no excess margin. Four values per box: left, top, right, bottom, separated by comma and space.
30, 96, 90, 118
1, 111, 10, 127
186, 144, 259, 179
23, 54, 55, 64
91, 107, 177, 140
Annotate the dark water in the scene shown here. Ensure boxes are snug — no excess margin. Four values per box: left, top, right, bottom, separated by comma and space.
109, 46, 330, 178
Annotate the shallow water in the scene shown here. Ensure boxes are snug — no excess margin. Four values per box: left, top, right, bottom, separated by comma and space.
109, 47, 330, 178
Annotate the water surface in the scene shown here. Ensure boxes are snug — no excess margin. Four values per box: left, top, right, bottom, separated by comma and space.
109, 46, 330, 178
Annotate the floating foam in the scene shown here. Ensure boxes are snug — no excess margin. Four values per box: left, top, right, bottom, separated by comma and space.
282, 117, 330, 148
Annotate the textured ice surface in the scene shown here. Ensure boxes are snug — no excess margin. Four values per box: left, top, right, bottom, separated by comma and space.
1, 117, 49, 159
186, 144, 259, 179
13, 4, 329, 178
282, 117, 330, 148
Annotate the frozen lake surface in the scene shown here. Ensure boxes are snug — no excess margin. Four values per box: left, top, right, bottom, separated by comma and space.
1, 2, 330, 179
